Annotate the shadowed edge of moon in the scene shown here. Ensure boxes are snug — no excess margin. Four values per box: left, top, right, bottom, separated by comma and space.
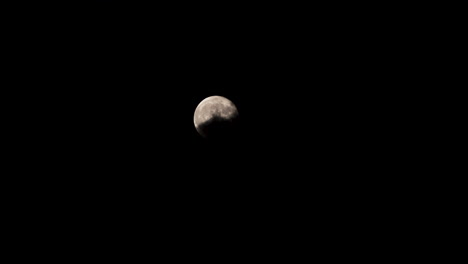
195, 113, 240, 140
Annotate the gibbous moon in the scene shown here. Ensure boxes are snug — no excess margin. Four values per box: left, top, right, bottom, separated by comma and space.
194, 96, 239, 139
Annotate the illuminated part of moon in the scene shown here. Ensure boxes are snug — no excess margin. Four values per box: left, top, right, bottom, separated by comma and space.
194, 96, 239, 138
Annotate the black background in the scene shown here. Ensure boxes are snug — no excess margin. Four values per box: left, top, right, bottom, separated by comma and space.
13, 1, 415, 257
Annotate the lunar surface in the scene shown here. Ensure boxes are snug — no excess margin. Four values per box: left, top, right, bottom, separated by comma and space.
194, 96, 239, 139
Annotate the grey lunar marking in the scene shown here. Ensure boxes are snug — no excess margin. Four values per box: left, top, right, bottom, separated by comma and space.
194, 96, 239, 135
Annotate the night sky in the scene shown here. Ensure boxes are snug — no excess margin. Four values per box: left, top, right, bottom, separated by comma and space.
19, 2, 409, 254
60, 2, 392, 170
32, 1, 400, 202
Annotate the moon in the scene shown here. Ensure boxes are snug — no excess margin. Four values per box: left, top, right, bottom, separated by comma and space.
194, 96, 239, 139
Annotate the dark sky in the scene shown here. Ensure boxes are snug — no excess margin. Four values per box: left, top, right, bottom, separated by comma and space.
19, 2, 411, 251
65, 3, 391, 160
28, 1, 403, 192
